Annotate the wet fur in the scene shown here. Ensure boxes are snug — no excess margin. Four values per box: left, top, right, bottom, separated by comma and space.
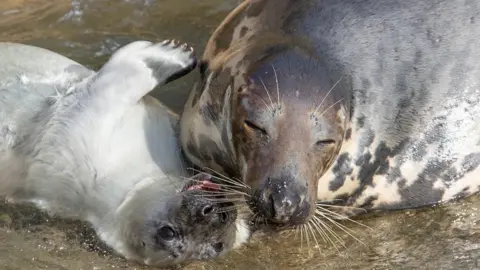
180, 0, 480, 225
0, 42, 250, 266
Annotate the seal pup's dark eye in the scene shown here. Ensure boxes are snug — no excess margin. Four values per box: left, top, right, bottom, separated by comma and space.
315, 139, 336, 146
157, 226, 177, 241
212, 242, 224, 253
243, 120, 268, 135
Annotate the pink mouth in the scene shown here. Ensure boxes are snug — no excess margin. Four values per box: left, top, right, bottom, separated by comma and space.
182, 180, 220, 192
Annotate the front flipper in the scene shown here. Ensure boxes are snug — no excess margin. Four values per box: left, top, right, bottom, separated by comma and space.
88, 39, 197, 104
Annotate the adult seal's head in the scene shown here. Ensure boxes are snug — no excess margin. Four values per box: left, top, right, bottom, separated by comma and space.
180, 0, 350, 226
185, 0, 480, 231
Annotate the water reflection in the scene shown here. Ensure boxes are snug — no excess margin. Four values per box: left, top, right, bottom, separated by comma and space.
0, 1, 479, 269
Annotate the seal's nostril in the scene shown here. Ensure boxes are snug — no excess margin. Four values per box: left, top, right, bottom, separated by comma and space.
202, 205, 215, 216
218, 211, 228, 223
283, 197, 293, 208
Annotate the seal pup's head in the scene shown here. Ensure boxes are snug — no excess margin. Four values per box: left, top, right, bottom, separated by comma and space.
115, 173, 249, 266
180, 0, 350, 227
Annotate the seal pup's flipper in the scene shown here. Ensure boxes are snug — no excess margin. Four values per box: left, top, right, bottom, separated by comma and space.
87, 39, 196, 105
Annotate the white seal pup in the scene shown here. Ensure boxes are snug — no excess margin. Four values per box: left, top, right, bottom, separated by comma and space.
0, 41, 250, 266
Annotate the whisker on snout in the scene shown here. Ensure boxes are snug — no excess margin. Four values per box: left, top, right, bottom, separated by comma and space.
313, 76, 343, 115
257, 76, 275, 113
187, 167, 250, 189
195, 197, 247, 204
315, 204, 372, 230
289, 203, 372, 253
179, 176, 251, 198
217, 206, 240, 214
315, 209, 366, 246
271, 64, 280, 104
318, 98, 344, 118
192, 191, 248, 198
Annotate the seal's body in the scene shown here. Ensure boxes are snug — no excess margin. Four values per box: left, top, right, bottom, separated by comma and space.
0, 41, 249, 266
180, 0, 480, 227
290, 0, 480, 213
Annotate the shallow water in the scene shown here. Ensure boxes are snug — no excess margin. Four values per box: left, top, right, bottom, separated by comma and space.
0, 1, 479, 269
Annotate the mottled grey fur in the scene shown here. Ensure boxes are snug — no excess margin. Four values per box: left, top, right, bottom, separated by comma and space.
180, 0, 480, 227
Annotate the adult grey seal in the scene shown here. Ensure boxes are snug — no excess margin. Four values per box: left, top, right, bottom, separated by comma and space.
180, 0, 480, 229
0, 41, 250, 266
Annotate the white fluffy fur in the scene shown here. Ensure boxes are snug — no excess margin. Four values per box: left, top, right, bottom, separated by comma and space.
0, 42, 249, 265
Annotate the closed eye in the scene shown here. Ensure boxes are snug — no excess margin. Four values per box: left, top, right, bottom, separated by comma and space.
315, 139, 336, 146
243, 120, 268, 135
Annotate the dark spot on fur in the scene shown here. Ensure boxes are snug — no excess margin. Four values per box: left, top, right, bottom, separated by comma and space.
145, 58, 197, 85
354, 140, 410, 198
386, 166, 402, 183
412, 141, 428, 162
425, 123, 446, 144
199, 103, 219, 123
397, 178, 407, 188
461, 152, 480, 173
186, 142, 204, 161
396, 168, 445, 209
442, 167, 458, 183
356, 128, 375, 156
197, 135, 236, 177
453, 187, 471, 200
392, 158, 455, 209
376, 159, 390, 175
359, 195, 378, 210
355, 151, 372, 167
345, 128, 352, 140
329, 153, 353, 191
356, 115, 365, 129
239, 26, 249, 38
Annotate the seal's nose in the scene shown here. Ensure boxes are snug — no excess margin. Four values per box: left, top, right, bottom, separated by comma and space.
254, 177, 311, 225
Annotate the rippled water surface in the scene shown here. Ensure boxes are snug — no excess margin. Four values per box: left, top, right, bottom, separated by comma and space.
1, 1, 480, 269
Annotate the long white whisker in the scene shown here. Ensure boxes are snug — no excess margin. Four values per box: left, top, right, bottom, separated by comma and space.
312, 216, 340, 252
193, 191, 247, 197
300, 224, 304, 249
316, 203, 368, 212
318, 212, 366, 246
199, 167, 249, 189
303, 225, 312, 250
318, 98, 344, 118
316, 205, 372, 230
314, 213, 346, 248
258, 76, 274, 113
313, 76, 343, 115
271, 64, 280, 104
307, 223, 320, 251
310, 217, 328, 245
183, 169, 249, 189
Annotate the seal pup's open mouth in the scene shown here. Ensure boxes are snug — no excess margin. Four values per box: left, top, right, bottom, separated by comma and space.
181, 173, 220, 192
